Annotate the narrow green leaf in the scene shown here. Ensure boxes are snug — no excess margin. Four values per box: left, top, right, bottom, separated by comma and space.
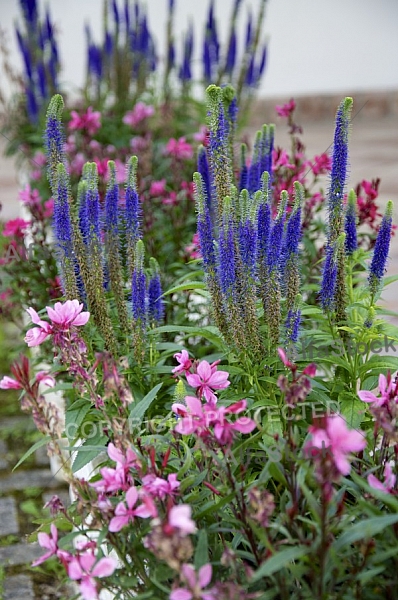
13, 435, 51, 471
333, 514, 398, 552
129, 382, 163, 422
163, 281, 207, 296
251, 546, 308, 580
194, 530, 209, 569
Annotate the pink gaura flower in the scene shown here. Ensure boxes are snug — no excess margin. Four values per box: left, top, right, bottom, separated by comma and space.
272, 148, 295, 170
368, 464, 396, 494
35, 371, 56, 388
361, 179, 378, 200
68, 551, 117, 600
123, 102, 154, 127
162, 191, 178, 206
305, 414, 367, 476
170, 563, 216, 600
32, 524, 67, 566
0, 375, 23, 390
167, 505, 197, 536
24, 300, 90, 347
69, 106, 101, 135
44, 198, 54, 218
186, 360, 230, 403
142, 473, 180, 500
93, 157, 108, 177
2, 218, 30, 238
213, 400, 257, 445
149, 179, 167, 196
358, 373, 393, 407
19, 184, 41, 206
172, 350, 192, 376
311, 153, 332, 176
165, 137, 194, 161
185, 232, 201, 260
275, 98, 296, 118
108, 486, 156, 532
46, 299, 90, 328
90, 443, 138, 494
193, 125, 209, 145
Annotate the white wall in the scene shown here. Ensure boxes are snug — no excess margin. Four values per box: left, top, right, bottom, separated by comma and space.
0, 0, 397, 99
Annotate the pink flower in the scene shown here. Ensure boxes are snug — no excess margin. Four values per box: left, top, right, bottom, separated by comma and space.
213, 400, 257, 445
168, 505, 197, 536
358, 373, 392, 407
193, 125, 209, 145
35, 371, 56, 388
24, 300, 90, 347
69, 107, 101, 135
108, 486, 155, 532
90, 443, 138, 494
0, 375, 23, 390
19, 184, 41, 206
305, 414, 367, 476
44, 198, 54, 218
170, 563, 215, 600
272, 148, 295, 170
277, 347, 295, 369
361, 179, 378, 200
69, 152, 86, 176
68, 551, 117, 600
368, 464, 396, 494
186, 360, 230, 403
105, 158, 126, 184
142, 473, 180, 500
311, 153, 332, 176
123, 102, 154, 127
185, 232, 201, 260
162, 191, 178, 206
275, 98, 296, 118
172, 350, 193, 376
93, 157, 108, 177
2, 218, 30, 238
149, 179, 167, 196
32, 524, 59, 566
165, 137, 194, 161
46, 299, 90, 328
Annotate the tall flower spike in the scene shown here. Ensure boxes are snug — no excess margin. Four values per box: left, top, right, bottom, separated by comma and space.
147, 258, 164, 326
45, 94, 65, 195
125, 156, 142, 278
268, 191, 288, 272
248, 130, 262, 195
218, 196, 236, 302
369, 200, 394, 296
53, 163, 78, 299
132, 239, 147, 329
239, 144, 248, 192
320, 233, 346, 312
132, 239, 147, 362
344, 189, 358, 255
283, 182, 303, 311
193, 172, 216, 272
197, 146, 212, 209
328, 97, 353, 245
206, 85, 232, 219
260, 124, 275, 188
105, 161, 130, 334
222, 85, 238, 165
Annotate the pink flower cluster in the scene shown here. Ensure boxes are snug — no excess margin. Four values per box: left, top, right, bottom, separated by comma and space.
305, 414, 367, 477
275, 98, 296, 118
32, 525, 117, 600
24, 300, 90, 347
69, 107, 101, 135
172, 352, 256, 445
19, 184, 54, 219
170, 563, 215, 600
165, 137, 194, 161
123, 102, 155, 127
2, 218, 30, 238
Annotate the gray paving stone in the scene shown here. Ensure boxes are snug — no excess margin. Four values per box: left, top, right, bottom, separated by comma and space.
0, 497, 19, 536
3, 574, 34, 600
0, 439, 7, 453
35, 444, 50, 466
0, 457, 9, 470
0, 468, 60, 492
0, 416, 34, 431
0, 541, 42, 566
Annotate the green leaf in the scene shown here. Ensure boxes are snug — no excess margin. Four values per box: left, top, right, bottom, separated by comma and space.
333, 514, 398, 552
129, 382, 163, 423
194, 530, 209, 569
71, 435, 108, 474
42, 382, 73, 394
163, 281, 207, 296
339, 394, 366, 428
13, 436, 51, 471
251, 546, 309, 580
65, 399, 91, 442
